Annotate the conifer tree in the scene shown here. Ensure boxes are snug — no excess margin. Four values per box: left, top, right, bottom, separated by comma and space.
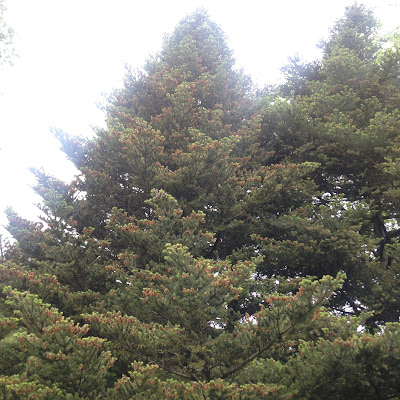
2, 6, 400, 399
258, 4, 400, 324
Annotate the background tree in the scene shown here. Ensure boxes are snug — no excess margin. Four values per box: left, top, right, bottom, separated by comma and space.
0, 0, 14, 68
257, 4, 400, 324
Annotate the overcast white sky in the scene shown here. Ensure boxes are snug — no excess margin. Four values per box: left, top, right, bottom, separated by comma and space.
0, 0, 399, 238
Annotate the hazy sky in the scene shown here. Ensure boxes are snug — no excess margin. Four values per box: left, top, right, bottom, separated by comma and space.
0, 0, 399, 237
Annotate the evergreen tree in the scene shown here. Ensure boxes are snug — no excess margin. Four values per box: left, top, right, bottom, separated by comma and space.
258, 4, 400, 324
1, 6, 400, 399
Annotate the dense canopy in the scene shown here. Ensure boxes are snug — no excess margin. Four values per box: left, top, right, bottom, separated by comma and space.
1, 5, 400, 399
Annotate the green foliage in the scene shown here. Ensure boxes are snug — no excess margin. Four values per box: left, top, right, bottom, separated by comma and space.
2, 5, 400, 399
0, 287, 114, 399
257, 3, 400, 323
